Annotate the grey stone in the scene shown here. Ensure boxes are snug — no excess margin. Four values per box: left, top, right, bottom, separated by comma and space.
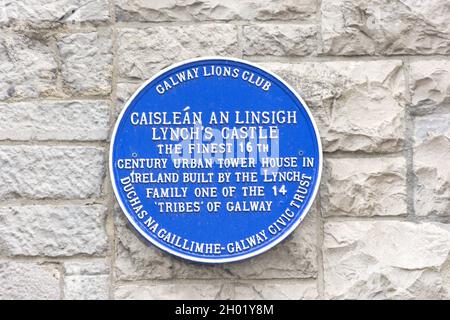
409, 60, 450, 115
229, 280, 318, 299
115, 280, 318, 300
243, 24, 317, 56
0, 31, 57, 101
322, 157, 407, 216
0, 262, 60, 299
115, 82, 141, 119
65, 260, 110, 275
321, 0, 450, 55
174, 207, 319, 279
0, 100, 110, 141
58, 31, 113, 96
0, 0, 110, 27
115, 281, 223, 300
2, 0, 449, 301
324, 221, 450, 299
260, 60, 406, 153
64, 260, 110, 300
116, 0, 317, 22
0, 204, 108, 256
114, 204, 174, 280
115, 202, 318, 280
0, 146, 104, 199
117, 25, 239, 80
414, 115, 450, 216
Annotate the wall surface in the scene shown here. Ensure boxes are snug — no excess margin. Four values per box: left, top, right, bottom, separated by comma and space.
0, 0, 449, 300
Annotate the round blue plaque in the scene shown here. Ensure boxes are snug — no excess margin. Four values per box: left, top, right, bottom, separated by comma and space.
110, 57, 322, 263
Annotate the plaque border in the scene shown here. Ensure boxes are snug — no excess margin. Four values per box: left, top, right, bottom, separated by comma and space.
109, 56, 323, 264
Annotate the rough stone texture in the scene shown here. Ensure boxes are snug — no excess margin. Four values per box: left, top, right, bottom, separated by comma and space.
321, 0, 450, 55
260, 60, 406, 153
324, 221, 450, 299
58, 31, 113, 96
0, 0, 450, 301
64, 261, 110, 300
114, 203, 174, 281
174, 208, 318, 279
115, 202, 318, 280
0, 31, 57, 101
243, 24, 317, 56
414, 115, 450, 216
115, 280, 317, 300
0, 262, 60, 299
0, 146, 104, 199
116, 0, 317, 22
322, 157, 407, 216
409, 60, 450, 115
0, 205, 108, 256
230, 281, 318, 300
0, 100, 110, 141
0, 0, 110, 27
115, 82, 141, 118
118, 25, 239, 79
115, 282, 223, 300
65, 260, 110, 275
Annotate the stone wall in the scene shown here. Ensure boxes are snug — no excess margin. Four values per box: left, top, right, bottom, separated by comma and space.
0, 0, 449, 300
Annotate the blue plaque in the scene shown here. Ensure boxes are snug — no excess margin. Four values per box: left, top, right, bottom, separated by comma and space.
110, 57, 322, 263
